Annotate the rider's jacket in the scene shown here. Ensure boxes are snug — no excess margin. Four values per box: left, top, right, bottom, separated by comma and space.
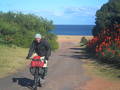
27, 39, 51, 60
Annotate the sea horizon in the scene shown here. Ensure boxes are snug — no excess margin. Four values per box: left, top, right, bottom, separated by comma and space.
54, 24, 95, 26
52, 25, 94, 36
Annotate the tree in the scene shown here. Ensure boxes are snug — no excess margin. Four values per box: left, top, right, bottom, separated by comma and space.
0, 12, 58, 50
93, 0, 120, 36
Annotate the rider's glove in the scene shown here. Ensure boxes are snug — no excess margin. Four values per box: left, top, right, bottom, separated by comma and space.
45, 57, 49, 60
26, 56, 29, 59
44, 60, 47, 64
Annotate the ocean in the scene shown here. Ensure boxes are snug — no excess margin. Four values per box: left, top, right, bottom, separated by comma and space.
51, 25, 94, 36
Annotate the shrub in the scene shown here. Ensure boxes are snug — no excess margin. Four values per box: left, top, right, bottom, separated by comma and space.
0, 12, 59, 50
80, 37, 88, 46
87, 24, 120, 62
93, 0, 120, 36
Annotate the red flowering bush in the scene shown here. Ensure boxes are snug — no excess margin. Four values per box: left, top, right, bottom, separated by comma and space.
87, 24, 120, 61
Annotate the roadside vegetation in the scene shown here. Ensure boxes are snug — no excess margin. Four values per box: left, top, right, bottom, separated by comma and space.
80, 0, 120, 79
0, 12, 59, 50
80, 37, 88, 46
0, 45, 28, 78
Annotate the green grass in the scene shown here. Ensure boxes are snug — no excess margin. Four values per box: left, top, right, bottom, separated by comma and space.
83, 60, 120, 81
0, 45, 28, 78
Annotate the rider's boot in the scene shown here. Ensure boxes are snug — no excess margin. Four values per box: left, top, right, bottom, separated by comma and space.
38, 80, 42, 87
42, 67, 48, 79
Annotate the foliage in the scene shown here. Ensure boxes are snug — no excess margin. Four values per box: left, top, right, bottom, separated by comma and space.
88, 0, 120, 63
93, 0, 120, 36
87, 24, 120, 62
0, 12, 58, 50
80, 37, 88, 46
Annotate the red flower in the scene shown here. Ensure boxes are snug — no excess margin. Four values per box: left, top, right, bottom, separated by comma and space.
111, 50, 115, 54
102, 52, 105, 56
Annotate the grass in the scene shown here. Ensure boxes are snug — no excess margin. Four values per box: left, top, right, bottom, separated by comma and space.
83, 59, 120, 81
0, 45, 28, 78
79, 45, 120, 81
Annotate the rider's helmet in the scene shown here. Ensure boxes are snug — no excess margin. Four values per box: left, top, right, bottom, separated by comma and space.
35, 33, 42, 39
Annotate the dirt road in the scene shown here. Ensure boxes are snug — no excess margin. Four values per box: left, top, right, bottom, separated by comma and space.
0, 36, 91, 90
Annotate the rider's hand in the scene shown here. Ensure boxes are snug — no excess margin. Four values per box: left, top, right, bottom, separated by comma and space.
26, 56, 29, 59
44, 60, 47, 64
45, 57, 49, 60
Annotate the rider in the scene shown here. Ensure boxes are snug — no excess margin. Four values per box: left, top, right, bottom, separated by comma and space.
26, 33, 51, 79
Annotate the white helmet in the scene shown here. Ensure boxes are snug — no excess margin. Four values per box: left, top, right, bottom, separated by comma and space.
35, 33, 42, 39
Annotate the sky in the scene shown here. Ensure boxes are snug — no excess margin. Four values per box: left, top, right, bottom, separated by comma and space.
0, 0, 109, 25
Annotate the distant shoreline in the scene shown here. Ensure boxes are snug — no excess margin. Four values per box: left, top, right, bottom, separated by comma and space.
54, 24, 95, 26
57, 35, 93, 43
56, 35, 93, 36
57, 35, 93, 36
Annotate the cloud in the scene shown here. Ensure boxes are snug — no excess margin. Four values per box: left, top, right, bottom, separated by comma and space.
10, 6, 98, 24
17, 9, 64, 17
11, 6, 99, 18
64, 7, 99, 16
